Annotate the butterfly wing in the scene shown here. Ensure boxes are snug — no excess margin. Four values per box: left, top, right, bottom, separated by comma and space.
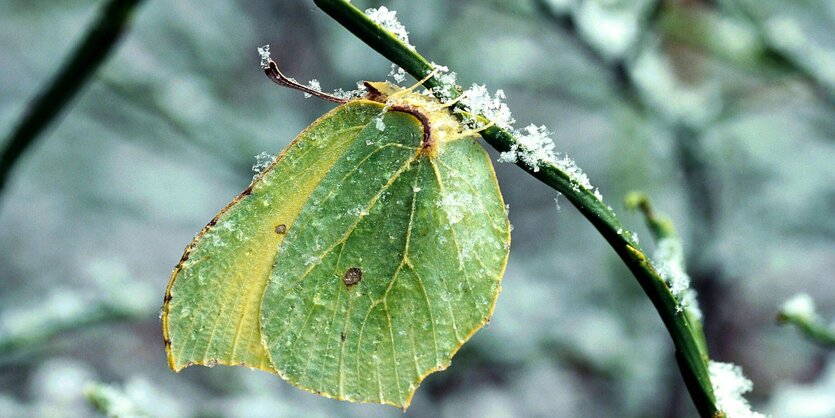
162, 101, 384, 372
259, 109, 510, 408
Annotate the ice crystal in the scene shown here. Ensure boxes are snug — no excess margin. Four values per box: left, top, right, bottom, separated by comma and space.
709, 361, 767, 418
332, 81, 368, 101
257, 44, 271, 69
252, 152, 276, 177
430, 62, 458, 102
365, 6, 414, 50
389, 64, 407, 84
304, 79, 321, 98
460, 84, 515, 130
651, 236, 703, 317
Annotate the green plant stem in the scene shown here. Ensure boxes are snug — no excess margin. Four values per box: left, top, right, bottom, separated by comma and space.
312, 1, 719, 416
779, 313, 835, 349
626, 192, 710, 361
0, 0, 145, 198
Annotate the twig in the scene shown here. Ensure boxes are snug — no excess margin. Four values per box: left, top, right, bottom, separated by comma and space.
0, 0, 145, 198
310, 1, 720, 416
779, 294, 835, 349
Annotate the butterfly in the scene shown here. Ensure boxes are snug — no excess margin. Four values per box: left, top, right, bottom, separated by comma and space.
162, 58, 510, 409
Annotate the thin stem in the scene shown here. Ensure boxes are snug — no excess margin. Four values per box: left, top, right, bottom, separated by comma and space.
312, 0, 719, 416
626, 192, 710, 362
780, 315, 835, 348
0, 0, 145, 198
625, 191, 675, 240
779, 303, 835, 349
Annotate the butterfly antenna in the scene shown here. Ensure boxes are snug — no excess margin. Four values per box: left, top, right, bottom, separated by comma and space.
263, 57, 347, 104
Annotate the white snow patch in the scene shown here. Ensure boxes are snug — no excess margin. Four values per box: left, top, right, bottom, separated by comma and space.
460, 84, 515, 130
781, 293, 816, 321
365, 6, 414, 50
496, 124, 600, 199
430, 62, 458, 102
652, 236, 702, 318
654, 237, 691, 298
709, 361, 767, 418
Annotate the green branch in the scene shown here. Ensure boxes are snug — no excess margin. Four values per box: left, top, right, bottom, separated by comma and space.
779, 294, 835, 349
312, 1, 719, 416
626, 192, 709, 360
0, 0, 145, 198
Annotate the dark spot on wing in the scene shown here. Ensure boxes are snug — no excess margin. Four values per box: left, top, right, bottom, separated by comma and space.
342, 267, 363, 286
274, 224, 287, 234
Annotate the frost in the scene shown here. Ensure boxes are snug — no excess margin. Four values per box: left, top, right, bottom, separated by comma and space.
495, 123, 601, 200
709, 361, 767, 418
332, 81, 368, 101
388, 64, 407, 84
781, 293, 816, 321
680, 289, 703, 320
498, 124, 552, 168
554, 192, 562, 211
653, 236, 699, 314
460, 84, 515, 130
252, 152, 276, 178
365, 6, 414, 50
439, 192, 474, 225
257, 44, 271, 69
429, 62, 458, 102
304, 79, 321, 98
374, 115, 386, 131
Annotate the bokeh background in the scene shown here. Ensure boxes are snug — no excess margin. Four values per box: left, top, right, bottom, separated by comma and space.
1, 0, 834, 417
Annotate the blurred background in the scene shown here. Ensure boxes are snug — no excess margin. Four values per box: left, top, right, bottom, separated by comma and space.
1, 0, 834, 417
